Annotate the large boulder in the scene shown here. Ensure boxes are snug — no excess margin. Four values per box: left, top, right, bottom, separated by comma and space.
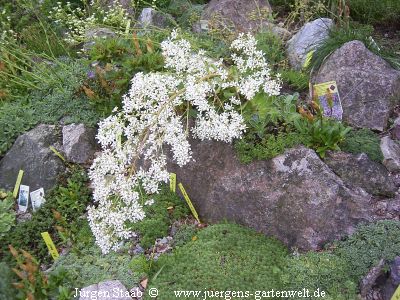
138, 8, 174, 29
196, 0, 272, 34
62, 123, 98, 164
167, 140, 375, 251
287, 18, 334, 70
381, 136, 400, 172
0, 124, 65, 192
324, 151, 398, 197
83, 27, 116, 52
313, 40, 400, 131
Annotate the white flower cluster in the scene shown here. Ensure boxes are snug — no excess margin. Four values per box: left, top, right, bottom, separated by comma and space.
132, 0, 159, 8
0, 9, 16, 42
88, 30, 281, 253
230, 33, 282, 100
49, 1, 130, 45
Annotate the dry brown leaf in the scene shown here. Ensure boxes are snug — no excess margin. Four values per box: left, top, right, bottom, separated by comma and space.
82, 85, 96, 99
21, 249, 34, 261
12, 268, 26, 280
104, 63, 113, 72
27, 292, 35, 300
12, 282, 24, 289
140, 277, 148, 289
133, 32, 143, 56
9, 245, 18, 258
95, 66, 111, 91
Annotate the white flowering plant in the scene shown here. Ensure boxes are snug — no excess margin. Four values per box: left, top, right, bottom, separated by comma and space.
0, 8, 16, 42
88, 30, 282, 253
49, 1, 130, 45
132, 0, 170, 9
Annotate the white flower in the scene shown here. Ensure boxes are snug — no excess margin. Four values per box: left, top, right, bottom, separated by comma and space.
88, 31, 281, 253
49, 1, 130, 45
144, 199, 155, 206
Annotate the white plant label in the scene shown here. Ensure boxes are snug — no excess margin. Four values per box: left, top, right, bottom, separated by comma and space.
18, 185, 30, 212
30, 188, 45, 211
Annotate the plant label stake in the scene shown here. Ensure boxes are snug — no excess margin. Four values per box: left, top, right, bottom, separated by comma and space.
17, 185, 29, 212
41, 232, 59, 260
313, 81, 343, 120
13, 170, 24, 198
170, 173, 176, 193
30, 188, 45, 212
178, 183, 200, 223
392, 284, 400, 300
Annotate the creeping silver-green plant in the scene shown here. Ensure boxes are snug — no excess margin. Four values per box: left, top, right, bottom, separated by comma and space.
0, 193, 16, 237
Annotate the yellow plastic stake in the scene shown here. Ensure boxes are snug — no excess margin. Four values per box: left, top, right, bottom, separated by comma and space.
12, 170, 24, 198
125, 19, 131, 35
50, 146, 66, 162
178, 183, 200, 223
392, 285, 400, 300
303, 50, 315, 69
41, 232, 60, 260
170, 173, 176, 193
116, 132, 122, 149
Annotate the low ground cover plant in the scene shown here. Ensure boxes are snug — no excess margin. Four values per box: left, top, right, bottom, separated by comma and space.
340, 128, 384, 162
0, 57, 102, 156
49, 243, 139, 292
0, 167, 91, 266
128, 185, 190, 248
147, 223, 289, 299
147, 221, 400, 299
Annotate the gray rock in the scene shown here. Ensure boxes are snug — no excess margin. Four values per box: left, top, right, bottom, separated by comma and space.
159, 237, 168, 244
197, 0, 272, 34
138, 8, 174, 29
132, 244, 144, 255
170, 224, 178, 236
192, 19, 209, 33
382, 257, 400, 300
79, 280, 132, 300
390, 257, 400, 286
372, 196, 400, 221
324, 151, 398, 197
381, 136, 400, 172
313, 41, 400, 131
391, 117, 400, 140
287, 18, 334, 70
62, 123, 98, 164
268, 24, 292, 40
0, 124, 65, 192
16, 211, 32, 223
359, 259, 385, 299
84, 27, 116, 51
167, 140, 375, 251
78, 283, 98, 300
